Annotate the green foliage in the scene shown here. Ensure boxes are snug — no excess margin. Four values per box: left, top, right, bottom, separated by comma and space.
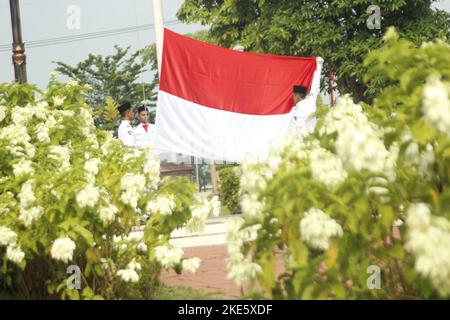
230, 30, 450, 299
178, 0, 450, 102
218, 166, 240, 214
54, 45, 158, 130
0, 79, 200, 299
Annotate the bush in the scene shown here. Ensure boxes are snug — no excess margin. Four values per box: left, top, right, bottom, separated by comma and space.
0, 77, 219, 299
225, 28, 450, 299
218, 166, 240, 214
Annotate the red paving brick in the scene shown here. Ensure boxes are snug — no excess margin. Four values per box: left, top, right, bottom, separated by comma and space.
160, 244, 285, 299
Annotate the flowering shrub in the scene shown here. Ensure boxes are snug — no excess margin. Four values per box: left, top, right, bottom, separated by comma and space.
0, 78, 218, 299
226, 29, 450, 299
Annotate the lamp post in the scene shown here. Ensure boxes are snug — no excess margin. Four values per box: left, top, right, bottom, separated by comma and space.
10, 0, 27, 83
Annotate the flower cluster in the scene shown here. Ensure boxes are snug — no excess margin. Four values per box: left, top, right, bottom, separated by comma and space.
405, 203, 450, 297
117, 258, 142, 283
146, 195, 176, 216
321, 97, 398, 181
225, 218, 261, 285
153, 244, 184, 268
120, 173, 146, 208
186, 195, 221, 234
50, 237, 76, 263
0, 226, 25, 265
422, 75, 450, 136
299, 208, 343, 251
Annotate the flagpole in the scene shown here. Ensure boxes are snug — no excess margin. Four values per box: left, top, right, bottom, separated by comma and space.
152, 0, 164, 76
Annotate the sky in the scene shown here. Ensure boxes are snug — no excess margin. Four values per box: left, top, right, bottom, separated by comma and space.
1, 0, 449, 89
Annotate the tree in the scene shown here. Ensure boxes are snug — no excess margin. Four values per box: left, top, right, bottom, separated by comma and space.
54, 45, 158, 128
177, 0, 450, 103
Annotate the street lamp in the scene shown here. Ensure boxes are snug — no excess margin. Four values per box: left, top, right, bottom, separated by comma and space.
10, 0, 27, 83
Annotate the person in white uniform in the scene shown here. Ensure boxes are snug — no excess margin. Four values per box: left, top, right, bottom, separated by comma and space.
291, 62, 322, 136
117, 101, 135, 147
133, 105, 156, 149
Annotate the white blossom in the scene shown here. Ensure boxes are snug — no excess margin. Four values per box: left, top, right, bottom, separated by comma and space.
19, 181, 36, 208
309, 147, 347, 189
53, 96, 65, 107
422, 75, 450, 136
146, 195, 176, 216
225, 218, 261, 285
0, 226, 18, 246
299, 208, 343, 251
117, 268, 139, 283
11, 106, 33, 125
136, 242, 148, 253
48, 145, 71, 170
19, 206, 44, 227
98, 204, 118, 224
50, 237, 76, 263
127, 258, 142, 271
13, 160, 34, 177
153, 244, 184, 268
84, 157, 100, 177
76, 184, 100, 208
182, 257, 201, 273
405, 203, 450, 297
241, 193, 265, 218
0, 105, 6, 122
35, 123, 50, 143
120, 173, 146, 208
6, 244, 25, 264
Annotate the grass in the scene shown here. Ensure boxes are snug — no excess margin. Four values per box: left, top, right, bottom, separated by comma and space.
153, 285, 230, 300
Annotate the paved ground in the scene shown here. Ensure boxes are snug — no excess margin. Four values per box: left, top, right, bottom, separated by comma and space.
161, 216, 286, 299
160, 244, 244, 298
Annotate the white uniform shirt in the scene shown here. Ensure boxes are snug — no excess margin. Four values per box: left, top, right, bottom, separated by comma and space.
291, 59, 323, 135
118, 120, 135, 147
133, 122, 156, 149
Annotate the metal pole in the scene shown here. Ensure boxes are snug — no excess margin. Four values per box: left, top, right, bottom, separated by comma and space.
152, 0, 164, 76
10, 0, 27, 83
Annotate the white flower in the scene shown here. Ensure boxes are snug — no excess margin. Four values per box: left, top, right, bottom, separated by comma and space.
299, 208, 343, 251
11, 106, 34, 125
127, 258, 142, 271
19, 206, 44, 227
210, 195, 221, 217
51, 237, 76, 263
153, 244, 184, 268
117, 268, 139, 283
0, 105, 6, 122
225, 218, 261, 285
136, 242, 148, 252
98, 204, 118, 224
322, 97, 397, 181
405, 203, 450, 297
6, 244, 25, 264
13, 160, 34, 177
76, 184, 100, 208
422, 75, 450, 136
53, 96, 65, 107
19, 181, 36, 208
227, 261, 262, 286
241, 193, 265, 218
35, 123, 50, 143
120, 173, 146, 208
48, 145, 71, 170
182, 257, 201, 273
84, 157, 100, 177
0, 226, 18, 246
146, 195, 176, 216
309, 147, 347, 189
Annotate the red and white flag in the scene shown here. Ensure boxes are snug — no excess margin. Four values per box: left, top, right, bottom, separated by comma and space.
155, 29, 322, 162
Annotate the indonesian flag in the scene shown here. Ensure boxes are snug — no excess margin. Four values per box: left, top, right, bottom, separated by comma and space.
155, 29, 322, 162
